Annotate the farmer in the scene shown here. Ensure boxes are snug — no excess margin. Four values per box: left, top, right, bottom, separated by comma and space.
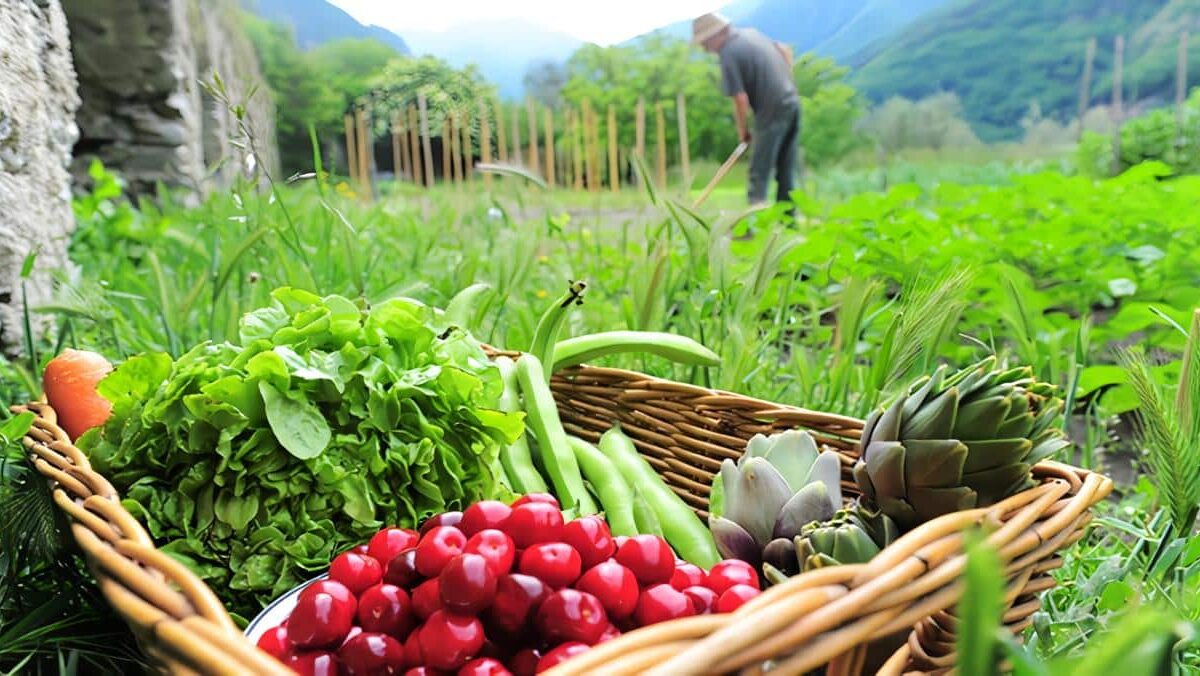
693, 12, 799, 210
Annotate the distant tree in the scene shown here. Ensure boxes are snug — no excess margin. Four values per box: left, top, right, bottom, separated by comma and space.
791, 54, 866, 167
523, 60, 568, 109
858, 92, 980, 153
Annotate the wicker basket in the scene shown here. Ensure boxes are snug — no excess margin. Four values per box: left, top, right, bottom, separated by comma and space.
14, 361, 1112, 675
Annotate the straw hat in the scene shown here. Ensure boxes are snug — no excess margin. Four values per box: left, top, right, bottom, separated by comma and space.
692, 12, 731, 45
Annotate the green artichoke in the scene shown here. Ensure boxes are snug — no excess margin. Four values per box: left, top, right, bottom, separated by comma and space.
708, 430, 843, 571
793, 504, 899, 571
852, 356, 1070, 529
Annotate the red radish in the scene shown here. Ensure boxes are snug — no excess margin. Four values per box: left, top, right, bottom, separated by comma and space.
518, 543, 582, 589
416, 526, 468, 577
403, 627, 425, 667
510, 493, 559, 509
534, 642, 589, 673
404, 669, 440, 676
615, 535, 674, 585
670, 563, 706, 591
341, 625, 363, 647
299, 579, 356, 613
682, 586, 719, 614
464, 529, 516, 576
369, 527, 420, 567
536, 589, 608, 645
420, 511, 463, 535
509, 648, 542, 676
560, 516, 615, 570
715, 584, 760, 613
419, 610, 485, 671
288, 589, 355, 648
42, 349, 113, 441
412, 578, 442, 620
486, 574, 550, 634
287, 651, 339, 676
357, 583, 414, 639
460, 501, 513, 537
384, 548, 422, 589
706, 559, 759, 595
634, 584, 695, 626
598, 623, 622, 643
330, 551, 383, 595
574, 560, 638, 621
338, 632, 404, 674
502, 503, 563, 548
459, 657, 513, 676
613, 536, 630, 549
255, 625, 290, 660
440, 553, 498, 615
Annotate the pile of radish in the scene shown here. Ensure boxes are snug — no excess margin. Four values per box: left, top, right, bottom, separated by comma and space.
256, 494, 760, 675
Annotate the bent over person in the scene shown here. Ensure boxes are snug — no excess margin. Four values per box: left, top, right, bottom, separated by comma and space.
693, 12, 800, 210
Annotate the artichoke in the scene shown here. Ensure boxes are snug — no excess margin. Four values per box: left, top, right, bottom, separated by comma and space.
707, 430, 842, 570
793, 504, 899, 571
853, 356, 1070, 529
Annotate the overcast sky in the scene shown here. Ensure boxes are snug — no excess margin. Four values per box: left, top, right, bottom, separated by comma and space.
326, 0, 726, 45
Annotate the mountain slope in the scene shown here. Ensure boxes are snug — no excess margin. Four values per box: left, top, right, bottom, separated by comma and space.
848, 0, 1196, 140
244, 0, 409, 53
629, 0, 951, 61
404, 19, 582, 99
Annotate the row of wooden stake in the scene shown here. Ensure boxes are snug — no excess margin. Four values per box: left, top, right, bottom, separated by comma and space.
343, 93, 693, 198
1077, 31, 1191, 174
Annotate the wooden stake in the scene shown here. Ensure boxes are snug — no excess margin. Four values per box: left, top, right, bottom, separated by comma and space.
581, 100, 595, 192
408, 105, 423, 187
655, 101, 667, 188
635, 97, 646, 185
356, 108, 371, 199
576, 106, 585, 190
1112, 35, 1124, 175
461, 111, 473, 181
495, 100, 508, 163
418, 94, 434, 187
344, 113, 358, 185
510, 105, 522, 166
1077, 38, 1096, 142
442, 118, 452, 184
479, 100, 493, 189
449, 112, 462, 187
393, 114, 407, 181
544, 107, 556, 187
676, 92, 690, 187
526, 99, 541, 176
607, 104, 619, 193
1177, 32, 1190, 142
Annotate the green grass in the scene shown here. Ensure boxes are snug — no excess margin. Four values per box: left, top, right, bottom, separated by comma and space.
2, 153, 1199, 671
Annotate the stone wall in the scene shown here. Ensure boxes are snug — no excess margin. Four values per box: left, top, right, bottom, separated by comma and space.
0, 0, 80, 356
63, 0, 278, 197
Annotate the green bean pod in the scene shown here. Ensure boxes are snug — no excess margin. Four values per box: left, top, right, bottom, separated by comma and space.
551, 331, 720, 372
631, 487, 665, 538
598, 424, 720, 568
515, 354, 598, 515
529, 281, 586, 380
568, 436, 639, 536
495, 356, 549, 494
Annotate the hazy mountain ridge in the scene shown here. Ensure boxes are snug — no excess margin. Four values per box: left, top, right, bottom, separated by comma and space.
244, 0, 410, 53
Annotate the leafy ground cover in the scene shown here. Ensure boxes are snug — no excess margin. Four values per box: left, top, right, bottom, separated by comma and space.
1, 156, 1197, 671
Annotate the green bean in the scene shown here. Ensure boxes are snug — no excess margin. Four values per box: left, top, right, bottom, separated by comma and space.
495, 356, 549, 494
631, 486, 665, 538
516, 354, 597, 515
529, 281, 586, 380
598, 424, 720, 568
551, 331, 720, 372
568, 436, 639, 536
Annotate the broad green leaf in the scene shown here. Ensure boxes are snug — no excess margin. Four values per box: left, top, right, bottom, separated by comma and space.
957, 531, 1003, 676
258, 382, 330, 460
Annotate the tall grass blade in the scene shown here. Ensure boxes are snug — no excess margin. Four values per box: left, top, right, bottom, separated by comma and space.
957, 530, 1004, 676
